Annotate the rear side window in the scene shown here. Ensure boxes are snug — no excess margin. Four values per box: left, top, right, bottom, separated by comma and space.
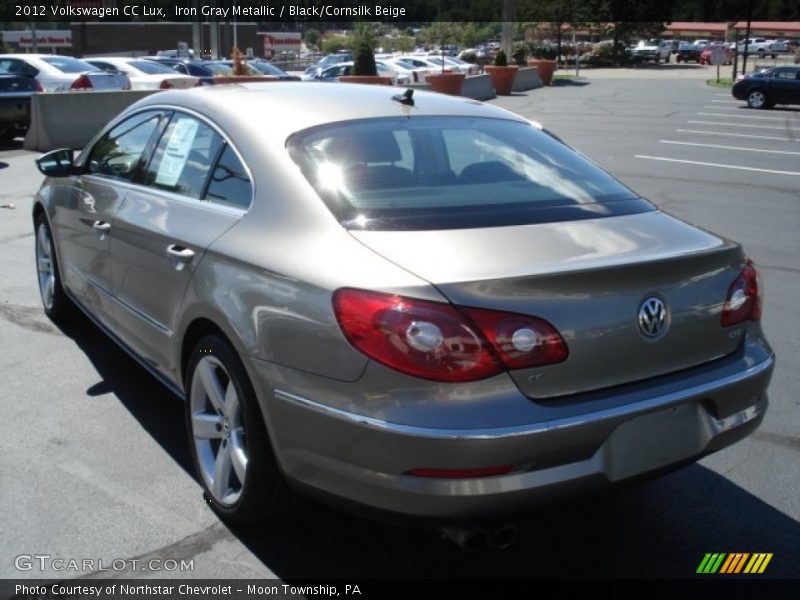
143, 114, 224, 198
87, 110, 164, 181
41, 57, 98, 73
204, 146, 252, 209
287, 116, 653, 231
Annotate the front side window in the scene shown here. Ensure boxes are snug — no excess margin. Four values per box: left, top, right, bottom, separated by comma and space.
143, 114, 223, 198
287, 116, 653, 231
87, 111, 164, 181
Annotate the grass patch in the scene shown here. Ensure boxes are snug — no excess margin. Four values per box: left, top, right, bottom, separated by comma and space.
553, 73, 584, 80
706, 78, 734, 88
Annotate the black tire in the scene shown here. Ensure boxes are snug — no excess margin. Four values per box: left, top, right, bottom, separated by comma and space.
34, 212, 74, 322
185, 334, 292, 523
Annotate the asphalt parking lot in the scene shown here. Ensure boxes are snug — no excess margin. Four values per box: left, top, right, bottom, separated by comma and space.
1, 71, 798, 580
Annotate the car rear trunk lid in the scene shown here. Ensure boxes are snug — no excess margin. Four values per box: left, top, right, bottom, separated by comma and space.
350, 211, 745, 398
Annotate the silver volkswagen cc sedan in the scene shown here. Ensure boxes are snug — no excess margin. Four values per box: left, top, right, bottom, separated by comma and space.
33, 83, 774, 525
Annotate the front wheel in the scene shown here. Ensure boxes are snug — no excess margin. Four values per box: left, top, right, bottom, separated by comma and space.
34, 213, 73, 322
185, 334, 291, 523
747, 89, 771, 109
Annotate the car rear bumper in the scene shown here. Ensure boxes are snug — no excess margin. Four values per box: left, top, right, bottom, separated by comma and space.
251, 344, 773, 519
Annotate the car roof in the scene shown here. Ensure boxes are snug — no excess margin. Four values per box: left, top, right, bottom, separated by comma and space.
130, 82, 530, 141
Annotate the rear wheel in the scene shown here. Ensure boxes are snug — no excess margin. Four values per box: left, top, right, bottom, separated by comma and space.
185, 334, 291, 523
746, 89, 771, 109
34, 213, 73, 322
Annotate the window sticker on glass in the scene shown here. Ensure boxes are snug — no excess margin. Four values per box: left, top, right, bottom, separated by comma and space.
155, 118, 199, 187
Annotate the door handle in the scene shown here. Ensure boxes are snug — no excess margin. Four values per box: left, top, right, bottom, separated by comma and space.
166, 244, 195, 261
92, 220, 111, 232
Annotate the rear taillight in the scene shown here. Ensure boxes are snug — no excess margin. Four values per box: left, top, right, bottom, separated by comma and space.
35, 81, 44, 92
721, 259, 762, 327
70, 75, 93, 90
159, 79, 173, 89
194, 79, 203, 87
332, 288, 568, 382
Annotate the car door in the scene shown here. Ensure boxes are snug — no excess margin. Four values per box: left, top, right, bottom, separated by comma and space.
767, 68, 799, 104
110, 111, 249, 379
53, 109, 167, 324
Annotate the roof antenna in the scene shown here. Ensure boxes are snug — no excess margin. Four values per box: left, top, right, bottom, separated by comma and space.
392, 88, 414, 107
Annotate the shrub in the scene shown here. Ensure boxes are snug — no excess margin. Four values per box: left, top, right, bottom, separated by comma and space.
512, 45, 527, 66
493, 50, 508, 66
461, 51, 478, 64
352, 24, 377, 76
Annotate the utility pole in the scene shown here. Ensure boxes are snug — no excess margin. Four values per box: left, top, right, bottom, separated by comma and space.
501, 0, 514, 60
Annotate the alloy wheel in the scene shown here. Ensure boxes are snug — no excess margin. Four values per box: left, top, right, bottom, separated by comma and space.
189, 356, 248, 506
36, 222, 55, 311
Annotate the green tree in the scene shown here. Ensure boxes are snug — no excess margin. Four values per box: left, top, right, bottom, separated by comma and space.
322, 36, 353, 54
304, 28, 320, 51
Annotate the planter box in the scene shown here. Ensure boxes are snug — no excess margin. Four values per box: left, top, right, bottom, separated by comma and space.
527, 59, 556, 86
426, 72, 465, 95
485, 65, 518, 95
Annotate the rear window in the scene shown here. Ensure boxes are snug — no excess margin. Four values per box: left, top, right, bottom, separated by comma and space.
41, 57, 98, 73
287, 117, 653, 231
128, 60, 177, 75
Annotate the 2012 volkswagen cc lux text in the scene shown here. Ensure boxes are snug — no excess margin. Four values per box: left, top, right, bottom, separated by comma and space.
33, 83, 774, 524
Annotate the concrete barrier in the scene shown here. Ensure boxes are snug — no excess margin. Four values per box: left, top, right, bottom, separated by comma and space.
24, 90, 158, 152
406, 82, 432, 92
461, 74, 496, 101
512, 67, 543, 92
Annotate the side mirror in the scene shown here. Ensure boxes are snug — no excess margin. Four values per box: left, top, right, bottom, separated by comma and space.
36, 148, 75, 177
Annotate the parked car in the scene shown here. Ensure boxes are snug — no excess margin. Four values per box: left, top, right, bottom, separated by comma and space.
32, 83, 773, 533
417, 55, 478, 75
700, 43, 734, 66
675, 42, 702, 63
631, 40, 670, 63
85, 57, 199, 90
302, 61, 407, 85
142, 57, 223, 85
0, 54, 130, 92
303, 53, 353, 78
215, 59, 300, 81
736, 38, 782, 59
0, 67, 38, 141
732, 66, 800, 108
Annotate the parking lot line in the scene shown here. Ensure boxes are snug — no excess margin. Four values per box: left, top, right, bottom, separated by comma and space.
660, 140, 800, 156
711, 99, 742, 104
635, 155, 800, 176
697, 112, 800, 121
677, 129, 800, 142
687, 120, 796, 130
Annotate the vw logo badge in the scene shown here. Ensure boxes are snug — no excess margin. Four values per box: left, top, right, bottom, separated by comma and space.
638, 297, 668, 339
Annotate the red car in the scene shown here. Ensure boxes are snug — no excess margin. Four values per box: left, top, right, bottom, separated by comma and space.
700, 45, 733, 65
